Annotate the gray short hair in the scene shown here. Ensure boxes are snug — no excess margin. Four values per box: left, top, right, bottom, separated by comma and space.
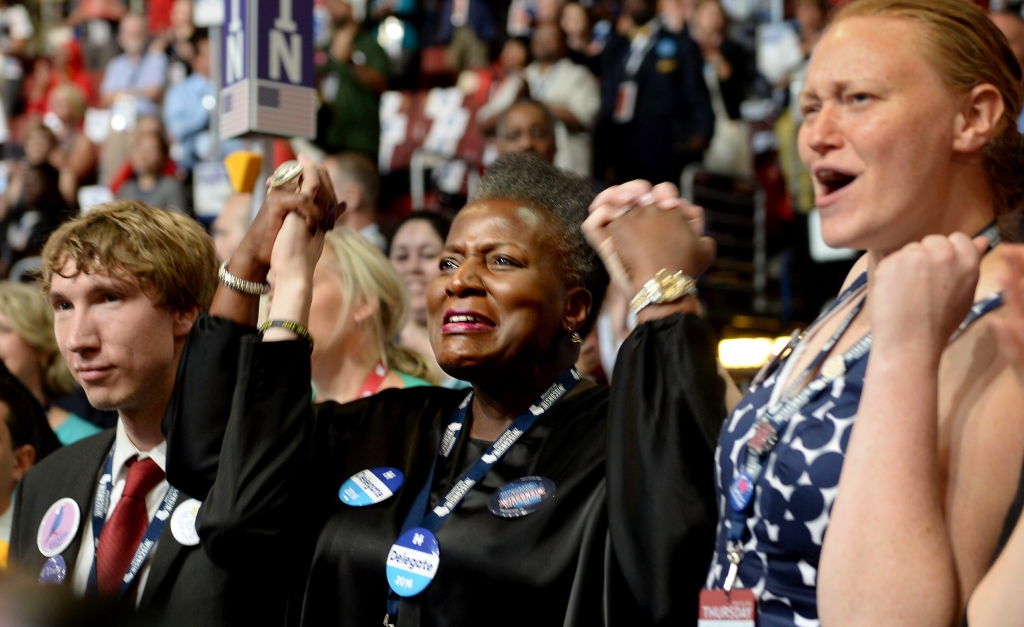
474, 153, 608, 336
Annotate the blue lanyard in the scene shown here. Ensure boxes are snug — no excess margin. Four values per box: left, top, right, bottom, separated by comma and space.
726, 220, 1006, 549
86, 446, 179, 599
727, 273, 870, 546
385, 366, 582, 621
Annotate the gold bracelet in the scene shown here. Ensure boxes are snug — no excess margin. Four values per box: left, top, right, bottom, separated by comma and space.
258, 319, 314, 352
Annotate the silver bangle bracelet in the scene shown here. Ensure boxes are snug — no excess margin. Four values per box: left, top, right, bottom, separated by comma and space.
218, 261, 271, 296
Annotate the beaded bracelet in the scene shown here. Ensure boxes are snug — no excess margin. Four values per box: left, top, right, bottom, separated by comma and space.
258, 319, 314, 352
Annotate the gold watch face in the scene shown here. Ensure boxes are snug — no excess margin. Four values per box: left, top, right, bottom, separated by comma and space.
657, 275, 689, 301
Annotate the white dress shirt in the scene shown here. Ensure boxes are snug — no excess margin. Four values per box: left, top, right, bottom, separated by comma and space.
71, 420, 169, 605
523, 58, 600, 177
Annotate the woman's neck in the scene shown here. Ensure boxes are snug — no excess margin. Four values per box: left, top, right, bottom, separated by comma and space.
867, 178, 996, 277
467, 351, 583, 441
312, 334, 384, 404
137, 173, 158, 191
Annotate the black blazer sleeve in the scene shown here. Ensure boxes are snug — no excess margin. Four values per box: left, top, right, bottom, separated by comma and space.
197, 337, 322, 571
607, 313, 726, 625
164, 313, 256, 499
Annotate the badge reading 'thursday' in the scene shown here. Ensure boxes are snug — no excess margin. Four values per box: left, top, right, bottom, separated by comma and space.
698, 588, 756, 626
170, 498, 202, 546
386, 527, 439, 597
339, 467, 405, 506
488, 476, 556, 518
38, 555, 67, 584
37, 498, 80, 557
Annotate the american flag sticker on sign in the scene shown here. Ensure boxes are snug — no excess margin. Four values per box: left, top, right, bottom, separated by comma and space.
220, 79, 251, 140
254, 80, 316, 138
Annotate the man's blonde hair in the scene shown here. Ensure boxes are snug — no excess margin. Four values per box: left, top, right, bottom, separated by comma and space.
40, 201, 218, 312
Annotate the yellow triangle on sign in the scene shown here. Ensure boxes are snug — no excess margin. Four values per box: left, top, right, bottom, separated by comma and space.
223, 151, 263, 194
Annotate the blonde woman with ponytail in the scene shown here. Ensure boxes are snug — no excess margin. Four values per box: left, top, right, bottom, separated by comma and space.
0, 282, 100, 444
305, 227, 438, 404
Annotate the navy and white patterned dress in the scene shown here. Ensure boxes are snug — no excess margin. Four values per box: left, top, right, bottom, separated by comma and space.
705, 277, 1004, 627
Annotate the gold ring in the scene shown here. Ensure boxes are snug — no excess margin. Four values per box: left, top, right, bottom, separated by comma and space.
269, 160, 303, 190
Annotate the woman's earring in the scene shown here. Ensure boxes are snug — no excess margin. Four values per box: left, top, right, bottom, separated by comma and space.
570, 330, 583, 344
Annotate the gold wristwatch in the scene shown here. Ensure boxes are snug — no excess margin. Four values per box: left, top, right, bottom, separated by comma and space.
629, 269, 698, 315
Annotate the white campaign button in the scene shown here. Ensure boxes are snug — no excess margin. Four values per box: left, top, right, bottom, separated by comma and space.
37, 498, 80, 557
170, 498, 202, 546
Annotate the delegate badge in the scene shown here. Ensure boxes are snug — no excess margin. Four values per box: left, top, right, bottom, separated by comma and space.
488, 476, 556, 518
698, 589, 756, 626
339, 467, 405, 507
386, 527, 439, 597
170, 498, 202, 546
38, 555, 67, 584
728, 472, 756, 512
37, 498, 80, 557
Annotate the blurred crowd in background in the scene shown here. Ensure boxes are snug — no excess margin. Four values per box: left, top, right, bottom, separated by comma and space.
0, 0, 1014, 384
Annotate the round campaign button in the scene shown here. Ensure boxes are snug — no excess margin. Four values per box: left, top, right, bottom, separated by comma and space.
171, 498, 202, 546
37, 498, 80, 557
488, 476, 556, 518
656, 38, 677, 58
339, 467, 405, 507
38, 555, 67, 584
728, 472, 756, 512
386, 527, 440, 597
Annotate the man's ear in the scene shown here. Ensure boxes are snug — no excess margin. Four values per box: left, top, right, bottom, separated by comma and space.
173, 305, 202, 339
11, 444, 34, 484
952, 83, 1005, 154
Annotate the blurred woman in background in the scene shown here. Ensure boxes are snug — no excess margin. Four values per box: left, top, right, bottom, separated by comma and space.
308, 226, 437, 403
0, 282, 99, 445
388, 211, 458, 386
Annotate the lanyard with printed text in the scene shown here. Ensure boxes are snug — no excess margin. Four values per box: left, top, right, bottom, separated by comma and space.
722, 220, 1006, 592
86, 446, 178, 599
384, 366, 582, 624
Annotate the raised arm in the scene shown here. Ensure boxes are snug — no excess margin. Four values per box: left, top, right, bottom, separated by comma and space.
197, 211, 326, 570
818, 234, 988, 627
963, 245, 1024, 627
583, 182, 728, 622
163, 156, 337, 495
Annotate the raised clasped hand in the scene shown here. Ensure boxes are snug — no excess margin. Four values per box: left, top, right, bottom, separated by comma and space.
869, 233, 987, 360
582, 180, 716, 294
234, 153, 341, 278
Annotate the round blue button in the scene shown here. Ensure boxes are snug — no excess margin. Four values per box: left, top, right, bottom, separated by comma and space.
38, 555, 67, 584
488, 476, 556, 518
339, 467, 405, 506
386, 527, 440, 597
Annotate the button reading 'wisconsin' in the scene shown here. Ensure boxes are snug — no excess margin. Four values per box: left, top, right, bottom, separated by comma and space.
386, 527, 440, 597
338, 467, 405, 506
488, 476, 556, 518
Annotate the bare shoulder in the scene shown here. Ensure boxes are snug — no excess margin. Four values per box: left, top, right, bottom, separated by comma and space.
939, 312, 1024, 603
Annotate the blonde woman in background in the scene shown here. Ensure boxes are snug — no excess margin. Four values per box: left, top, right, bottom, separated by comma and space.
0, 282, 100, 444
306, 227, 437, 404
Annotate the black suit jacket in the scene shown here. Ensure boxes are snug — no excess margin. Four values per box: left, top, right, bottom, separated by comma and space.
10, 429, 283, 627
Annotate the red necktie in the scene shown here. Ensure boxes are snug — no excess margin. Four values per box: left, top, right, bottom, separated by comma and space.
95, 457, 165, 598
